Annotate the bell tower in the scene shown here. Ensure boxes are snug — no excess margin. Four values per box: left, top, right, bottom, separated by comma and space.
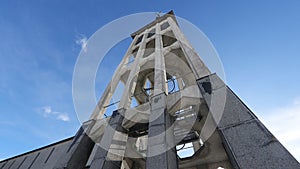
1, 10, 299, 169
53, 11, 299, 169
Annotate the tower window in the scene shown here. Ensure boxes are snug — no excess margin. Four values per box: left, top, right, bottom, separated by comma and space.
132, 47, 139, 57
143, 39, 155, 58
162, 31, 177, 47
135, 34, 143, 45
160, 22, 170, 30
144, 78, 152, 95
126, 55, 135, 66
130, 97, 139, 108
167, 75, 180, 94
147, 28, 155, 38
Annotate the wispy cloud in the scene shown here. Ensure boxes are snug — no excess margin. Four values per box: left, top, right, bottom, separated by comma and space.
75, 34, 88, 52
41, 106, 52, 117
37, 106, 70, 122
258, 97, 300, 161
57, 113, 70, 122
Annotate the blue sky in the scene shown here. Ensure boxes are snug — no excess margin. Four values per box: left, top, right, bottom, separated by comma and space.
0, 0, 300, 161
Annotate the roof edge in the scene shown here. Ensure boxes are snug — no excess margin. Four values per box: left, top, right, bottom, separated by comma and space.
130, 10, 178, 38
0, 136, 75, 163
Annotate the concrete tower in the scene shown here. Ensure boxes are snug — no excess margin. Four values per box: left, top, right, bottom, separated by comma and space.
0, 11, 299, 169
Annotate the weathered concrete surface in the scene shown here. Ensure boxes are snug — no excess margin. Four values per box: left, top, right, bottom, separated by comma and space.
0, 137, 73, 169
167, 17, 211, 79
53, 120, 95, 169
197, 73, 300, 169
146, 93, 178, 169
90, 109, 128, 169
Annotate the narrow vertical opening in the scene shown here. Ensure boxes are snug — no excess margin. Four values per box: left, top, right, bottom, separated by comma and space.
143, 39, 155, 58
147, 28, 155, 38
103, 81, 125, 117
160, 22, 170, 30
135, 34, 143, 45
132, 47, 139, 57
162, 30, 177, 47
144, 78, 152, 95
126, 55, 135, 66
167, 75, 180, 94
130, 97, 139, 108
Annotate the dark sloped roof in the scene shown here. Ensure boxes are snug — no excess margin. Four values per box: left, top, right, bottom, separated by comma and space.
0, 137, 74, 169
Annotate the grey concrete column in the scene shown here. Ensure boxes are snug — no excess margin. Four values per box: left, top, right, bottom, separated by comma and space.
53, 120, 95, 169
90, 35, 139, 120
167, 17, 210, 79
145, 22, 177, 169
197, 74, 300, 169
119, 30, 148, 109
90, 109, 128, 169
146, 93, 178, 169
153, 23, 167, 95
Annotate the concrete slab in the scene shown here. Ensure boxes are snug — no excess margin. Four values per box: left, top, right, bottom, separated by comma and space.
2, 159, 15, 169
90, 109, 127, 169
198, 74, 300, 169
9, 156, 26, 169
222, 120, 300, 169
0, 161, 7, 168
29, 147, 54, 169
43, 140, 72, 169
197, 74, 254, 128
53, 126, 95, 169
18, 152, 39, 169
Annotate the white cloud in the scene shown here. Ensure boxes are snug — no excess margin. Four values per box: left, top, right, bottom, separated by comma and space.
37, 106, 70, 122
258, 97, 300, 162
57, 113, 70, 122
75, 34, 88, 52
39, 106, 52, 117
